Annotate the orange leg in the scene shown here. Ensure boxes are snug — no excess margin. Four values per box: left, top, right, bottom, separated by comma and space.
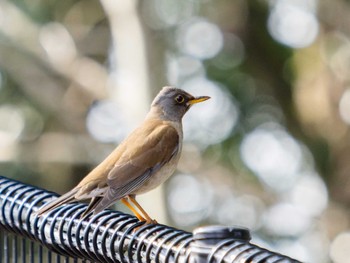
121, 198, 146, 222
128, 195, 157, 224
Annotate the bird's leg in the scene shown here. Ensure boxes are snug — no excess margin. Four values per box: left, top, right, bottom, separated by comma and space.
121, 198, 146, 222
128, 195, 157, 224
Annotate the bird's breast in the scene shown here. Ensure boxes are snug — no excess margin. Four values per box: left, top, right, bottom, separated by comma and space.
134, 120, 183, 195
133, 149, 181, 195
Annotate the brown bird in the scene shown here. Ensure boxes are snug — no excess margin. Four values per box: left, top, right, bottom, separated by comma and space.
36, 86, 210, 224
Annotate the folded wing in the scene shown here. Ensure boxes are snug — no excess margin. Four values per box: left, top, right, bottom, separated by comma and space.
92, 122, 179, 214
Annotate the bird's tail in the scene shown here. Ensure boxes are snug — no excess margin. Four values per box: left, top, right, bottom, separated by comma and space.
35, 188, 79, 217
80, 196, 103, 219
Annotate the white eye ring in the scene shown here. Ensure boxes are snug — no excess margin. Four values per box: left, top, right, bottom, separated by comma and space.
175, 95, 185, 104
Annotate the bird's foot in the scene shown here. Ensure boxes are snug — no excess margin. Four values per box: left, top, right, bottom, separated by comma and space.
144, 218, 158, 225
132, 218, 158, 232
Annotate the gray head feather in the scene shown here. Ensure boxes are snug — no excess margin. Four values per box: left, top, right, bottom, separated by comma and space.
150, 86, 195, 122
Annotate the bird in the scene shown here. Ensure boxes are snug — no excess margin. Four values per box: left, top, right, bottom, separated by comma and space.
36, 86, 210, 224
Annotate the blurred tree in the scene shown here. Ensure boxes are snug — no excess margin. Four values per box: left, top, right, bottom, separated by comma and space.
1, 0, 350, 261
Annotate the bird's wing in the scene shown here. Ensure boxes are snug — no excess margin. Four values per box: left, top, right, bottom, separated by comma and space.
92, 122, 179, 214
110, 123, 179, 185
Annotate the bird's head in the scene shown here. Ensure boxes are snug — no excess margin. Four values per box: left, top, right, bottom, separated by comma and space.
150, 86, 210, 121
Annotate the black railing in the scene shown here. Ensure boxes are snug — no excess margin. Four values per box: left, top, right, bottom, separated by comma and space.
0, 176, 301, 262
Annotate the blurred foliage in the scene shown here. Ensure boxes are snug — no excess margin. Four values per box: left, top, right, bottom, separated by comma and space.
1, 0, 350, 262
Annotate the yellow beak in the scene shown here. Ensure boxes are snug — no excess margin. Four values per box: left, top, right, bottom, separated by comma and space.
188, 96, 211, 105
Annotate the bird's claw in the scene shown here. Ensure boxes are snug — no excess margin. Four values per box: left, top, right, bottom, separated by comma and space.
145, 218, 158, 225
132, 218, 158, 232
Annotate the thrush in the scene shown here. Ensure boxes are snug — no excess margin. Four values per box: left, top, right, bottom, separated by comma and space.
36, 86, 210, 224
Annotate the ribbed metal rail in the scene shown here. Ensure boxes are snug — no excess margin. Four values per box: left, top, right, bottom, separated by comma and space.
0, 176, 301, 262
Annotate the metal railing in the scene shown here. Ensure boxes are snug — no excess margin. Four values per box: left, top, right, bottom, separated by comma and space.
0, 176, 301, 262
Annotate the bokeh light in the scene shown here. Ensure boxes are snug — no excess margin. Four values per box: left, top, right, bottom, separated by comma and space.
0, 105, 25, 141
177, 18, 223, 59
268, 0, 319, 48
212, 33, 245, 70
263, 202, 311, 236
339, 88, 350, 124
240, 123, 302, 191
330, 232, 350, 263
214, 194, 264, 230
20, 105, 44, 142
289, 172, 328, 217
166, 55, 205, 85
142, 0, 197, 29
182, 77, 238, 146
167, 173, 214, 226
0, 105, 24, 161
86, 100, 127, 143
274, 240, 310, 262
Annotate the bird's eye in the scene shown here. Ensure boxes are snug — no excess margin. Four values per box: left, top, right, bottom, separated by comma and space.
175, 95, 185, 104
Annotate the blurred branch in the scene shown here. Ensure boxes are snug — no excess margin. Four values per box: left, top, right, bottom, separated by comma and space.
0, 1, 108, 131
100, 0, 151, 126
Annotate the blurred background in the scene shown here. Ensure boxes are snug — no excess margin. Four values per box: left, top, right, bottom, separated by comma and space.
1, 0, 350, 261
